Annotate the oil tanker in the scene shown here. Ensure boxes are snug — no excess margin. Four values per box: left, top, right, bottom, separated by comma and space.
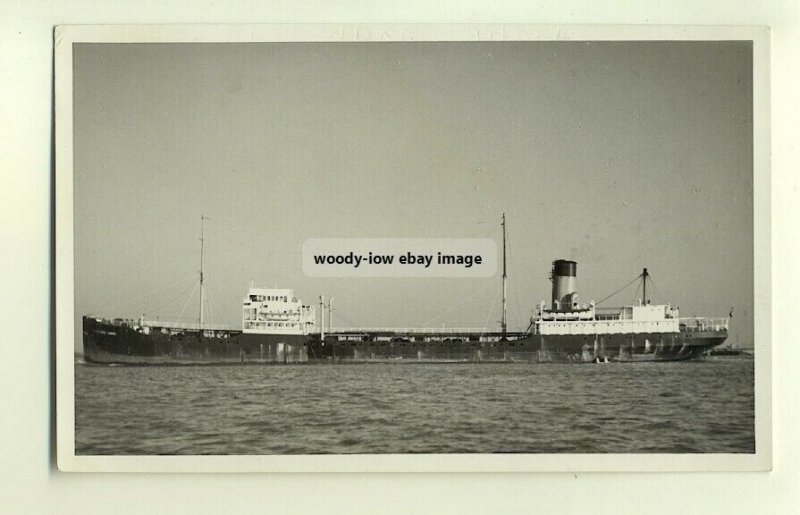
82, 262, 729, 365
81, 218, 729, 365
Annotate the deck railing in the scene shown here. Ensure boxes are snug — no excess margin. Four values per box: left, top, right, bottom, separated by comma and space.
328, 327, 495, 334
678, 317, 729, 332
91, 317, 237, 331
141, 320, 237, 331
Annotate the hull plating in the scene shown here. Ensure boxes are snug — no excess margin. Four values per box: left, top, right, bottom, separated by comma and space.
83, 318, 726, 365
308, 332, 726, 363
83, 318, 307, 365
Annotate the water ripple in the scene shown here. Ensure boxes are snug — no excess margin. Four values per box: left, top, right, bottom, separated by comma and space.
75, 357, 755, 455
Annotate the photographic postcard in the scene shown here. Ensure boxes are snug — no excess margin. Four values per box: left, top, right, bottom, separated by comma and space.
55, 24, 771, 472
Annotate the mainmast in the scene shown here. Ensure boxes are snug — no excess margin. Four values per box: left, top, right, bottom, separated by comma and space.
501, 212, 507, 340
199, 215, 206, 332
642, 267, 648, 304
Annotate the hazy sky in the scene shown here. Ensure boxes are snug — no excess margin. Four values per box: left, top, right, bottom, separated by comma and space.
73, 41, 753, 348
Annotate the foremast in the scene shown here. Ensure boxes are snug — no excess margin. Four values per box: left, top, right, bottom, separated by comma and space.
501, 213, 508, 340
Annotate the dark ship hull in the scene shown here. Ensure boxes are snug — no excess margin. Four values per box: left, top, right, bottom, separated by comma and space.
83, 317, 308, 365
84, 317, 726, 365
308, 331, 726, 363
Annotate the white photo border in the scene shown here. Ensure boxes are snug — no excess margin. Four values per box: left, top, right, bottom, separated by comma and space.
55, 23, 771, 473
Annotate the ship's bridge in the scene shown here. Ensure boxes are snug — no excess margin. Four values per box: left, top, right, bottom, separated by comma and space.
242, 287, 315, 335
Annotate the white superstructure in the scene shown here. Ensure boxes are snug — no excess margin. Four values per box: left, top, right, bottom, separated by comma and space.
535, 259, 729, 337
242, 287, 316, 335
535, 302, 684, 335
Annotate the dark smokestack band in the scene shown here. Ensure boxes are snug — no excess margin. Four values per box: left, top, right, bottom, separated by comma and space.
552, 260, 577, 277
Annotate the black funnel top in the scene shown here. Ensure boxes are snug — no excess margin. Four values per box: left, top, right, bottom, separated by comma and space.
552, 260, 577, 277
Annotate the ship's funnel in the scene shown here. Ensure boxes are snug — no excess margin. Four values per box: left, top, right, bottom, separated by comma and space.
551, 259, 578, 310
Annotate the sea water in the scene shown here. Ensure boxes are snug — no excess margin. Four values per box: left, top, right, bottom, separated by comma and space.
75, 357, 754, 454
